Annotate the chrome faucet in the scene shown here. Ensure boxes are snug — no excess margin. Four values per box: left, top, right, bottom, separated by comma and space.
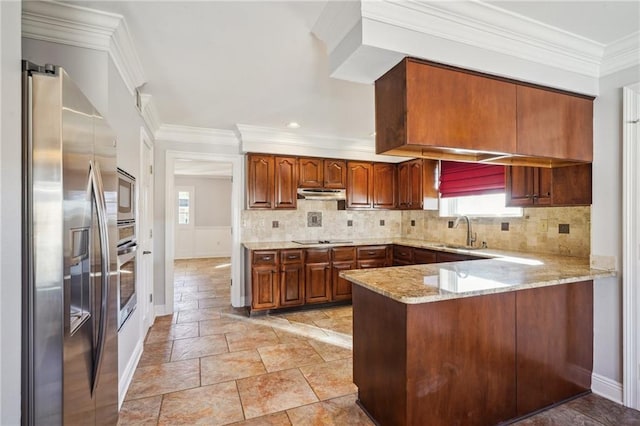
453, 215, 477, 247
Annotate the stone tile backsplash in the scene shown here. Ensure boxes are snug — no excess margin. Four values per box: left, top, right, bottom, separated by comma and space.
401, 206, 591, 257
241, 201, 590, 257
241, 200, 402, 243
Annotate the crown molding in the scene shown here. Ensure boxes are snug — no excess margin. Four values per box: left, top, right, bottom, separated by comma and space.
155, 124, 240, 147
139, 94, 161, 136
311, 1, 362, 54
236, 124, 411, 163
601, 32, 640, 77
361, 0, 604, 78
22, 1, 145, 94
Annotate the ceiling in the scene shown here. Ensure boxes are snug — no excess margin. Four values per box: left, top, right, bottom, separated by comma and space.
174, 159, 232, 178
65, 1, 639, 145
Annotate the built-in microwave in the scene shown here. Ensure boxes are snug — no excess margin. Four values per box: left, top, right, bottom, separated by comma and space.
117, 168, 135, 222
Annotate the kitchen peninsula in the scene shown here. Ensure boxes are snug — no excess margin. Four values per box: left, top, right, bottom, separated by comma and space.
340, 252, 615, 426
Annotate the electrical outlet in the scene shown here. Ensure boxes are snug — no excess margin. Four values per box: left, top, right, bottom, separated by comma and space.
501, 222, 509, 231
272, 220, 279, 228
448, 221, 454, 228
411, 220, 416, 227
559, 224, 570, 234
539, 219, 548, 232
347, 220, 353, 227
379, 220, 385, 226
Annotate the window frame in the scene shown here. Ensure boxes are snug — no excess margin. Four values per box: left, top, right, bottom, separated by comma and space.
175, 185, 195, 227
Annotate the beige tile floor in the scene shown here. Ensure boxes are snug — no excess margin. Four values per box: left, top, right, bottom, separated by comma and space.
119, 257, 640, 425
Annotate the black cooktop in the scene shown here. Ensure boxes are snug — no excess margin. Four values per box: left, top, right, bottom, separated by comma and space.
292, 240, 353, 245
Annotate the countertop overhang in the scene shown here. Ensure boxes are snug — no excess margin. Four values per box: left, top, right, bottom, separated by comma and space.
243, 238, 616, 304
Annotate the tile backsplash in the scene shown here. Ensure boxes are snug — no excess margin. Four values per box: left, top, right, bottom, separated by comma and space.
401, 206, 591, 257
241, 200, 401, 242
242, 202, 590, 257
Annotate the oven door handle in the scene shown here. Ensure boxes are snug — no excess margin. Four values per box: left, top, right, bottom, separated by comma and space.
118, 244, 137, 257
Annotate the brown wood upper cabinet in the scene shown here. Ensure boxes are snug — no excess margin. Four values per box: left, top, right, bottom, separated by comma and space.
516, 86, 593, 162
298, 157, 346, 189
247, 154, 297, 210
375, 58, 594, 165
376, 58, 517, 157
506, 164, 592, 207
397, 158, 439, 210
347, 161, 397, 209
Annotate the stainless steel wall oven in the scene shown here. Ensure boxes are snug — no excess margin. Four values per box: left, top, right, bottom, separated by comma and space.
117, 168, 137, 330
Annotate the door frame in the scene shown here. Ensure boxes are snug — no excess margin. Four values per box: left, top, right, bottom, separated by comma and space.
165, 150, 244, 312
622, 82, 640, 409
139, 127, 155, 330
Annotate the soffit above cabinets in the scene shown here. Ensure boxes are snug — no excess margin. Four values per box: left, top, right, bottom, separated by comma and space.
312, 1, 640, 96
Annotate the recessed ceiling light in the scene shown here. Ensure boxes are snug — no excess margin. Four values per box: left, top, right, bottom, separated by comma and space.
286, 121, 301, 129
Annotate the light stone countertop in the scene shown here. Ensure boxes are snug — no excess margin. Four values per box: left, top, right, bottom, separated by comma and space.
242, 238, 616, 304
341, 254, 616, 304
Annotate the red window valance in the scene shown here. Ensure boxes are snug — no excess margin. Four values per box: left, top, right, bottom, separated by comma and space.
439, 161, 505, 198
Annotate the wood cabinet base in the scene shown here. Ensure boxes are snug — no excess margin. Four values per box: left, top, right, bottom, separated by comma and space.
352, 281, 593, 426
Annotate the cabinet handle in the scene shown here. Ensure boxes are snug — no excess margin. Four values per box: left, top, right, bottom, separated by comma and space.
262, 256, 271, 260
525, 194, 532, 198
287, 255, 297, 259
367, 251, 375, 255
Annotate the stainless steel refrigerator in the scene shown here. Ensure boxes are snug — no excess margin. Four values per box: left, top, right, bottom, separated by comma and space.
22, 61, 119, 425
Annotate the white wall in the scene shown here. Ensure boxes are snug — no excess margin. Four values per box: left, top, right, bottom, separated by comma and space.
174, 176, 232, 259
174, 176, 232, 226
0, 2, 22, 423
592, 64, 640, 391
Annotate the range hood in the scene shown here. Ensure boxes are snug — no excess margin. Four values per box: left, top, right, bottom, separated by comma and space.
297, 188, 346, 200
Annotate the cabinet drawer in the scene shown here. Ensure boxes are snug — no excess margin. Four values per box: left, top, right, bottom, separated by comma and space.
253, 250, 278, 266
357, 246, 387, 260
280, 249, 303, 264
393, 245, 414, 262
332, 246, 356, 262
305, 248, 330, 263
357, 259, 386, 269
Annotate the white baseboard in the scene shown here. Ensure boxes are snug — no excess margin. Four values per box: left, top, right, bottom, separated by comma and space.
118, 340, 144, 409
154, 304, 167, 316
592, 373, 623, 404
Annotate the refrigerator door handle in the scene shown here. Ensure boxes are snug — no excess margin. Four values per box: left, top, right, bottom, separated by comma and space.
89, 160, 110, 395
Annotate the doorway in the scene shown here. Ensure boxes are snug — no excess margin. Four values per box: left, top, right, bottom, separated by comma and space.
623, 82, 640, 409
139, 128, 154, 331
164, 151, 244, 314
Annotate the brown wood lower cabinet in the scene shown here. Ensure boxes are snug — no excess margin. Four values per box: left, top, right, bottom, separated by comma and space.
332, 247, 356, 301
251, 250, 279, 310
279, 249, 304, 307
352, 280, 593, 425
305, 248, 331, 304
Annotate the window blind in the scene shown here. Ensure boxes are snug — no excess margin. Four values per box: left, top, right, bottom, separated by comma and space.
439, 161, 505, 198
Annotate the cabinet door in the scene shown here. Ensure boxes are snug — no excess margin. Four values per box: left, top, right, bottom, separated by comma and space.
405, 60, 517, 153
247, 154, 274, 209
407, 159, 424, 209
274, 156, 297, 209
332, 261, 356, 301
298, 157, 323, 188
413, 248, 437, 264
357, 259, 387, 269
397, 162, 410, 209
373, 163, 397, 209
516, 281, 593, 416
550, 164, 592, 206
324, 159, 347, 189
516, 86, 593, 162
305, 262, 331, 303
347, 162, 373, 209
252, 266, 278, 310
505, 166, 536, 207
280, 263, 304, 307
534, 168, 552, 206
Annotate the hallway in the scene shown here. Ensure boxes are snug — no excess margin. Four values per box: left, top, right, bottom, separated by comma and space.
118, 258, 640, 425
